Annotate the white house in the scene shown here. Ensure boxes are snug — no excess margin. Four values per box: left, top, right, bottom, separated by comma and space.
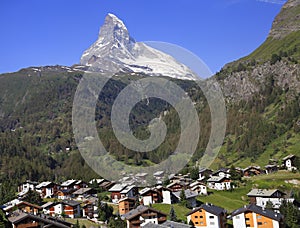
231, 204, 283, 228
247, 189, 286, 210
190, 181, 207, 195
207, 176, 231, 190
282, 154, 297, 171
17, 180, 38, 197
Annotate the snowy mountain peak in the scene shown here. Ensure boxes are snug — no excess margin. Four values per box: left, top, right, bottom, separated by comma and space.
80, 14, 198, 80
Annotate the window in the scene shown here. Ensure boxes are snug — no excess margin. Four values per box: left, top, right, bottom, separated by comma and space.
209, 216, 214, 219
200, 216, 203, 218
200, 222, 203, 225
194, 216, 198, 218
210, 222, 215, 225
257, 215, 262, 219
236, 215, 240, 219
195, 222, 199, 224
258, 222, 262, 225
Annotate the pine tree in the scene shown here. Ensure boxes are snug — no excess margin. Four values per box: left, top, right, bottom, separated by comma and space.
169, 206, 177, 221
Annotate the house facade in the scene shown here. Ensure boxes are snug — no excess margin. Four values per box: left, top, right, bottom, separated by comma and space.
207, 177, 231, 191
247, 189, 286, 209
118, 198, 136, 215
231, 204, 283, 228
186, 203, 227, 228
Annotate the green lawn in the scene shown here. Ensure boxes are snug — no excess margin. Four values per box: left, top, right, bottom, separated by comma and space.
152, 203, 190, 222
65, 218, 100, 228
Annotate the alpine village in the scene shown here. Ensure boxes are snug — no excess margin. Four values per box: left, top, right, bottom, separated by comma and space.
1, 0, 300, 228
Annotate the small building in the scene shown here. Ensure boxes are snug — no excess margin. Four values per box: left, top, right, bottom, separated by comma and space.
121, 205, 167, 228
3, 201, 42, 216
35, 181, 58, 198
118, 197, 136, 215
265, 164, 278, 174
166, 181, 189, 192
190, 181, 207, 195
120, 185, 138, 199
56, 189, 74, 200
60, 179, 78, 190
173, 189, 198, 208
156, 186, 178, 205
207, 176, 231, 191
41, 200, 81, 219
73, 187, 97, 200
198, 168, 213, 181
82, 202, 98, 219
74, 180, 89, 189
8, 212, 73, 228
282, 154, 297, 171
186, 203, 227, 228
108, 183, 128, 203
242, 166, 264, 177
212, 168, 231, 179
139, 188, 162, 205
17, 180, 38, 197
231, 204, 283, 228
247, 189, 286, 210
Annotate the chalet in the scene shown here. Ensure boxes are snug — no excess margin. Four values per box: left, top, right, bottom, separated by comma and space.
207, 176, 232, 190
99, 180, 115, 190
17, 180, 38, 197
231, 204, 283, 228
108, 183, 128, 203
173, 189, 198, 208
2, 199, 23, 213
8, 201, 42, 215
56, 189, 74, 200
8, 212, 73, 228
73, 187, 97, 200
121, 205, 167, 228
198, 168, 213, 181
282, 154, 297, 171
120, 185, 138, 199
189, 181, 207, 195
82, 202, 98, 218
156, 186, 177, 205
41, 200, 81, 219
60, 179, 78, 190
139, 188, 162, 205
247, 189, 286, 209
243, 166, 264, 177
35, 181, 58, 198
265, 164, 278, 174
153, 171, 165, 184
74, 180, 89, 189
166, 181, 189, 192
118, 197, 136, 215
212, 168, 231, 178
186, 203, 227, 228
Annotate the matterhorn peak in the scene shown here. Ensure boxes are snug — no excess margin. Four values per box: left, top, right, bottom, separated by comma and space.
80, 13, 198, 80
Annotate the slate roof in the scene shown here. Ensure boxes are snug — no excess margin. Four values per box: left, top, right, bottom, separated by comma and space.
173, 189, 198, 200
8, 212, 73, 228
35, 181, 54, 189
122, 205, 166, 221
108, 183, 127, 192
207, 176, 225, 182
73, 187, 92, 195
62, 199, 80, 207
143, 220, 190, 228
186, 203, 226, 216
61, 179, 77, 187
282, 154, 295, 161
120, 185, 136, 194
231, 204, 283, 221
247, 189, 285, 197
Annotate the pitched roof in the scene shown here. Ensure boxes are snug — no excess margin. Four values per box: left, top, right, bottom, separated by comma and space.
122, 205, 166, 221
187, 203, 226, 216
120, 185, 136, 194
247, 189, 285, 197
62, 199, 80, 207
282, 154, 295, 161
73, 187, 93, 195
231, 204, 283, 221
61, 179, 77, 187
207, 176, 225, 182
41, 201, 55, 209
8, 212, 73, 228
143, 220, 190, 228
173, 189, 198, 200
118, 197, 136, 203
35, 181, 54, 189
108, 183, 127, 192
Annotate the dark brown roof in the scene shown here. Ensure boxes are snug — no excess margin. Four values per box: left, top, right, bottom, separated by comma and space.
122, 205, 167, 220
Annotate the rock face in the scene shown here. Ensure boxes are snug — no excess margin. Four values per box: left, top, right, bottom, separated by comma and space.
269, 0, 300, 39
80, 13, 197, 80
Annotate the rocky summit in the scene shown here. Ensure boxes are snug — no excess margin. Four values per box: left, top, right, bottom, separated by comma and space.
80, 13, 198, 80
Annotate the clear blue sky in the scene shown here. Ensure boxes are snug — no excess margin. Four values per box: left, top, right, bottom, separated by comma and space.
0, 0, 286, 74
